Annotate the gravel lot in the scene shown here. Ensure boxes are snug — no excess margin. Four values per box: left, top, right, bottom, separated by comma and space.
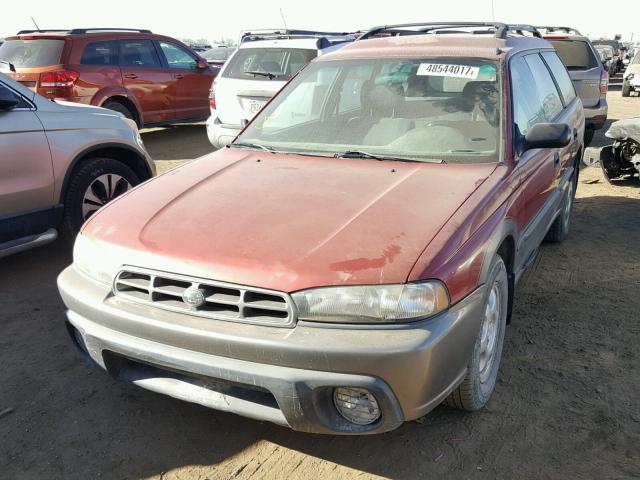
1, 76, 639, 480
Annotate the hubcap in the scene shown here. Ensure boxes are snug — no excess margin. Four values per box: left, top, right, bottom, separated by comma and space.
479, 282, 501, 383
563, 179, 574, 231
82, 174, 132, 220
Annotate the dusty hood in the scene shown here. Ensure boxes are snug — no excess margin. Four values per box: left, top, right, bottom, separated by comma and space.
84, 150, 498, 292
606, 116, 640, 144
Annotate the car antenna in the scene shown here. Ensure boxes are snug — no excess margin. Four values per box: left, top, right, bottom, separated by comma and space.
30, 16, 41, 32
279, 8, 288, 30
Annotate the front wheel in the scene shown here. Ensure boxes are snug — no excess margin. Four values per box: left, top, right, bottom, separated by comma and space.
622, 81, 631, 97
445, 255, 508, 411
61, 157, 140, 241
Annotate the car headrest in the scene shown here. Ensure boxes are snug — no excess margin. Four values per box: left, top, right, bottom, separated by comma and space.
362, 83, 405, 116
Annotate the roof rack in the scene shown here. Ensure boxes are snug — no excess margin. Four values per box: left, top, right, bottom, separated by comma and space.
69, 28, 152, 34
239, 29, 356, 44
536, 26, 582, 36
358, 22, 541, 40
17, 28, 152, 35
17, 29, 69, 34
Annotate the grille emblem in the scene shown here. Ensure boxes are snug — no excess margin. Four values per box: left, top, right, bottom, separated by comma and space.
182, 286, 206, 308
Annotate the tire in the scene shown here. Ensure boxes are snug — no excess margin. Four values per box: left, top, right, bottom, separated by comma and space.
545, 166, 577, 243
622, 81, 631, 97
445, 255, 508, 411
583, 129, 595, 147
61, 157, 140, 241
102, 99, 138, 126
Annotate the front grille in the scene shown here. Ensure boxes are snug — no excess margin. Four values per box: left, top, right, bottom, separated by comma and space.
113, 267, 295, 327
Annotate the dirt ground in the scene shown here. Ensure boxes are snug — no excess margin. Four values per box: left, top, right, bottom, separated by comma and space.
1, 77, 639, 480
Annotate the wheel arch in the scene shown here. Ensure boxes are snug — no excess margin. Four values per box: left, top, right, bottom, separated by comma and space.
59, 143, 153, 206
478, 218, 518, 324
101, 95, 142, 128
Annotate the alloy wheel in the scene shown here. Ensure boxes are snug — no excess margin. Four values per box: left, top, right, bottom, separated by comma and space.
82, 173, 132, 221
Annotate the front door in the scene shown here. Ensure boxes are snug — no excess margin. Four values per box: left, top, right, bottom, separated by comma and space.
0, 81, 54, 242
157, 41, 213, 121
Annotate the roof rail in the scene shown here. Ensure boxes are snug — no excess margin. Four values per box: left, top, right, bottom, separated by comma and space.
17, 29, 69, 34
68, 28, 152, 34
535, 26, 582, 36
239, 28, 356, 44
358, 22, 541, 40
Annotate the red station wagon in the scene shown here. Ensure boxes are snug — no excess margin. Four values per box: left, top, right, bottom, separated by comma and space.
0, 28, 215, 127
58, 23, 584, 434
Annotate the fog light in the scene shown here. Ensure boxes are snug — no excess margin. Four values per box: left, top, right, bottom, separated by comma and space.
333, 387, 381, 425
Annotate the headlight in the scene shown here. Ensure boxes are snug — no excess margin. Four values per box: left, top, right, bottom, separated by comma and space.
292, 281, 449, 324
73, 234, 120, 285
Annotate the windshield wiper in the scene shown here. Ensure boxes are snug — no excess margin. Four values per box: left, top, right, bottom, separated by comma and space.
0, 60, 16, 72
244, 70, 277, 79
336, 150, 444, 164
228, 142, 275, 153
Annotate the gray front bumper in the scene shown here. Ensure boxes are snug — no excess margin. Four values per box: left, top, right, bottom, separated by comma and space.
58, 266, 485, 434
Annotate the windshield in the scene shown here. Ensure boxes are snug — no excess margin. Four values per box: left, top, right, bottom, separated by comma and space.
0, 39, 64, 67
223, 47, 316, 80
202, 47, 233, 63
236, 57, 501, 163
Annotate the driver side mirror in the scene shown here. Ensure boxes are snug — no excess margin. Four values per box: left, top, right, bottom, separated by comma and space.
0, 86, 20, 111
196, 58, 208, 70
522, 123, 572, 152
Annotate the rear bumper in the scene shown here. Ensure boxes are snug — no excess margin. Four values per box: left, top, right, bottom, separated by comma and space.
584, 98, 608, 130
206, 112, 241, 149
58, 266, 486, 434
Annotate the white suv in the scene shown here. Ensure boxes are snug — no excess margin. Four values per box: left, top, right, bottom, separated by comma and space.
206, 30, 355, 149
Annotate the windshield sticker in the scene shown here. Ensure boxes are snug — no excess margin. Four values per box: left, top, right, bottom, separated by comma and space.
417, 63, 480, 79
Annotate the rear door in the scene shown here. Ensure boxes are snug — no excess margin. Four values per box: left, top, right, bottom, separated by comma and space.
157, 41, 213, 120
548, 39, 602, 108
0, 80, 54, 242
118, 39, 175, 124
215, 47, 316, 126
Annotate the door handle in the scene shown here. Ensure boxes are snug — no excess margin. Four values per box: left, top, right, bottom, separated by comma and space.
123, 73, 138, 79
554, 152, 560, 166
175, 74, 184, 80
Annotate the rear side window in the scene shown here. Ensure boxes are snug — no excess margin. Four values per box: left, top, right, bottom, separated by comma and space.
159, 42, 197, 70
223, 48, 316, 80
0, 39, 64, 67
81, 41, 118, 66
510, 54, 563, 136
119, 40, 161, 68
548, 40, 599, 70
541, 51, 577, 105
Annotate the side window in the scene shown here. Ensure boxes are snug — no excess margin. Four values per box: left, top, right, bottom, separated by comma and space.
0, 83, 30, 109
523, 54, 563, 120
510, 55, 563, 137
541, 51, 577, 105
159, 42, 197, 70
81, 41, 118, 66
119, 40, 161, 68
337, 64, 374, 113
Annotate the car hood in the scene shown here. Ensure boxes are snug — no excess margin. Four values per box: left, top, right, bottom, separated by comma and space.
84, 150, 498, 292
